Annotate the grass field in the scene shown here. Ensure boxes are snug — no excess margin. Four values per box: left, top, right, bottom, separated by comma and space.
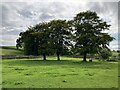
1, 46, 119, 88
2, 57, 118, 88
0, 46, 23, 55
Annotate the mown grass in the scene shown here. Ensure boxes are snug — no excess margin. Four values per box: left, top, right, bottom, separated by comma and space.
2, 57, 118, 88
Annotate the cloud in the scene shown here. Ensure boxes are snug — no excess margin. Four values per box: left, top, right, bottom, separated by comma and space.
109, 45, 118, 50
2, 35, 18, 46
1, 2, 35, 28
88, 2, 118, 34
1, 1, 119, 50
2, 27, 25, 35
1, 0, 120, 3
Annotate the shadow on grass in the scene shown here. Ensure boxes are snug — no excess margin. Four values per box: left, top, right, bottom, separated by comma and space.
2, 59, 118, 71
4, 59, 115, 69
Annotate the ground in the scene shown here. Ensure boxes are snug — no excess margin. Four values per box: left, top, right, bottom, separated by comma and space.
2, 57, 118, 88
1, 46, 119, 88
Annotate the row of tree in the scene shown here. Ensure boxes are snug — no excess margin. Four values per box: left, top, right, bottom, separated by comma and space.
16, 11, 114, 62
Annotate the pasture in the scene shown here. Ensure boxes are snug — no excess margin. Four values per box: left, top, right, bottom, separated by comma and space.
2, 57, 118, 88
1, 46, 119, 88
0, 46, 23, 56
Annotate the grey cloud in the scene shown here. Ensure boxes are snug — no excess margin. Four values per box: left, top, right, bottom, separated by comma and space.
1, 27, 25, 46
36, 2, 71, 20
2, 27, 23, 35
89, 2, 118, 35
89, 2, 118, 15
118, 2, 120, 51
2, 35, 17, 46
1, 2, 73, 46
1, 2, 71, 27
39, 13, 55, 21
1, 3, 20, 27
89, 2, 105, 13
1, 2, 34, 27
1, 3, 10, 27
17, 9, 33, 18
118, 2, 120, 25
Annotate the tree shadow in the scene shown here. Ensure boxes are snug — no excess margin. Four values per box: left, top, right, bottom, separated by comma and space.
3, 59, 118, 70
4, 59, 115, 69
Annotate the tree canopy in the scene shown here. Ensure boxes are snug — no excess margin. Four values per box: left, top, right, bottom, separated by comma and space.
73, 11, 114, 61
16, 11, 114, 62
48, 20, 72, 60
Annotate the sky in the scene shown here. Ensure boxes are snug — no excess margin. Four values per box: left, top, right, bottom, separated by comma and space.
0, 0, 119, 50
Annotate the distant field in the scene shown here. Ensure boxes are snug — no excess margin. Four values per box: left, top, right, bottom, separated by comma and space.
0, 46, 23, 55
112, 51, 119, 56
2, 57, 118, 88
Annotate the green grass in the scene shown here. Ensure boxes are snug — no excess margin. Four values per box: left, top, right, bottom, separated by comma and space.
0, 46, 23, 55
1, 46, 119, 88
0, 61, 2, 88
112, 51, 119, 56
2, 57, 118, 88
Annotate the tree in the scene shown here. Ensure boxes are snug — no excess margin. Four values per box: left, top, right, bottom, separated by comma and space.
16, 22, 51, 60
49, 20, 72, 60
99, 49, 112, 60
73, 11, 114, 62
16, 38, 22, 50
16, 27, 39, 55
32, 22, 51, 60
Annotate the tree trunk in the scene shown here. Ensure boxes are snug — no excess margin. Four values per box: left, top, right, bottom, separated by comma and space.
83, 52, 87, 62
43, 53, 46, 60
16, 45, 19, 50
57, 51, 60, 61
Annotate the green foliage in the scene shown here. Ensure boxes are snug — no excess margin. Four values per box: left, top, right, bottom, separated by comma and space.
73, 11, 114, 61
99, 49, 112, 59
16, 11, 114, 61
16, 20, 72, 60
20, 29, 39, 55
48, 20, 73, 60
33, 22, 51, 60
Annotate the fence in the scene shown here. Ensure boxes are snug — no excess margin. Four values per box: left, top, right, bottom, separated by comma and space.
1, 55, 41, 59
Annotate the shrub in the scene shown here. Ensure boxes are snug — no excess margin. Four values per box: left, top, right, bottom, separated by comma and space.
99, 49, 112, 60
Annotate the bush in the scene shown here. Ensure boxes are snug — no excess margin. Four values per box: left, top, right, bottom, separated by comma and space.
99, 49, 112, 60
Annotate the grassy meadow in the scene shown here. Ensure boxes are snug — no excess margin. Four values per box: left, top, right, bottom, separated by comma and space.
0, 46, 23, 55
1, 46, 119, 88
2, 57, 118, 88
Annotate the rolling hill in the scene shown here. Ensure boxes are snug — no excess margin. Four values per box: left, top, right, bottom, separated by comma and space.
0, 46, 24, 56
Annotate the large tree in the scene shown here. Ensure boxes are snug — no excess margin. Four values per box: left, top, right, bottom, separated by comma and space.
73, 11, 114, 62
16, 27, 39, 55
32, 22, 51, 60
49, 20, 72, 60
16, 22, 51, 60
